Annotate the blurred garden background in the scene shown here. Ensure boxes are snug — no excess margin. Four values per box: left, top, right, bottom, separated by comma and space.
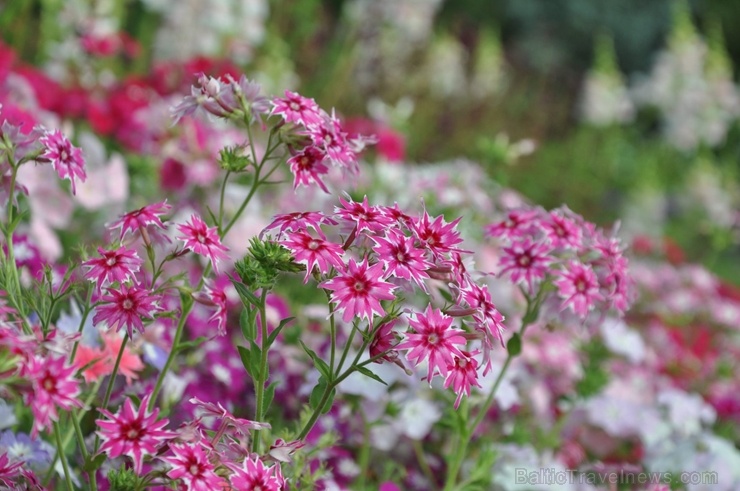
2, 0, 740, 282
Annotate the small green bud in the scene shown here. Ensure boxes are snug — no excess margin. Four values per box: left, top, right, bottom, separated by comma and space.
108, 467, 139, 491
218, 145, 252, 172
235, 238, 302, 290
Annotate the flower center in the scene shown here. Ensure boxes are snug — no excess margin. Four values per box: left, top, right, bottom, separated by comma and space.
353, 281, 365, 292
289, 101, 301, 111
396, 251, 407, 262
60, 148, 69, 161
518, 254, 531, 267
308, 240, 319, 251
196, 232, 207, 244
106, 256, 117, 267
575, 279, 586, 292
122, 299, 134, 310
42, 376, 55, 392
427, 333, 439, 345
189, 464, 201, 476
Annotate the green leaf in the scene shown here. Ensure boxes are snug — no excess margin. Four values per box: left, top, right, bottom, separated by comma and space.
229, 275, 261, 307
176, 336, 207, 352
299, 340, 332, 380
237, 345, 253, 377
263, 381, 278, 415
266, 316, 295, 347
309, 377, 335, 414
240, 306, 257, 342
355, 365, 387, 386
83, 452, 108, 472
506, 333, 522, 357
248, 340, 263, 379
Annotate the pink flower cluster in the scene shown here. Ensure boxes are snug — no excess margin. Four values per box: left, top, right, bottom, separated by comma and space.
267, 196, 507, 407
487, 206, 632, 319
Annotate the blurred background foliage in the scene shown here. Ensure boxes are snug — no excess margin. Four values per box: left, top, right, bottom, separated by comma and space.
2, 0, 739, 281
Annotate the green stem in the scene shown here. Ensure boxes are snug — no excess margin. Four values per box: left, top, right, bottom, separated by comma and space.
71, 413, 98, 491
69, 289, 94, 364
93, 334, 129, 454
53, 421, 75, 491
217, 171, 232, 233
251, 290, 269, 453
149, 296, 193, 412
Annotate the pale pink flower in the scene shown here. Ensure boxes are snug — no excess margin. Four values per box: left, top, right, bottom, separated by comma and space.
229, 455, 285, 491
485, 209, 539, 239
82, 246, 142, 290
319, 258, 396, 323
163, 443, 227, 491
189, 397, 270, 436
24, 355, 83, 437
282, 230, 345, 283
555, 261, 604, 318
396, 305, 467, 382
177, 214, 230, 273
93, 284, 160, 338
268, 439, 305, 463
96, 394, 175, 475
39, 129, 86, 194
540, 209, 582, 249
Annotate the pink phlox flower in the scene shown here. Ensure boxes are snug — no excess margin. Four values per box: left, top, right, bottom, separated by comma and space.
372, 230, 432, 292
499, 238, 553, 292
171, 73, 229, 123
319, 257, 396, 323
396, 305, 467, 383
335, 195, 395, 234
93, 283, 160, 338
444, 350, 482, 409
554, 261, 604, 318
38, 129, 86, 195
369, 318, 401, 364
262, 211, 336, 239
271, 90, 324, 127
282, 230, 345, 283
228, 455, 285, 491
219, 74, 270, 117
177, 214, 230, 273
0, 452, 23, 487
287, 146, 330, 193
82, 246, 142, 290
601, 256, 632, 314
377, 203, 412, 225
460, 283, 506, 349
96, 394, 175, 475
108, 200, 171, 242
24, 354, 82, 437
540, 209, 582, 249
163, 443, 227, 491
203, 281, 228, 336
189, 397, 271, 436
411, 210, 467, 258
308, 111, 357, 170
485, 208, 540, 240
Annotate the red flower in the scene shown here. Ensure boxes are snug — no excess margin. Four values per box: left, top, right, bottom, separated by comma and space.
96, 394, 175, 475
177, 214, 229, 273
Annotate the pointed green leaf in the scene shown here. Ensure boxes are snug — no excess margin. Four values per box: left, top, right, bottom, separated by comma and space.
266, 316, 295, 347
506, 332, 522, 357
237, 345, 253, 377
355, 365, 388, 386
299, 340, 331, 380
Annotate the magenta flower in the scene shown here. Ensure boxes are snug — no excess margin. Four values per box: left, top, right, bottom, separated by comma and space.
308, 113, 357, 169
460, 283, 506, 349
39, 129, 86, 195
163, 443, 227, 491
82, 246, 142, 290
96, 394, 175, 475
282, 230, 345, 283
396, 305, 467, 383
271, 90, 323, 126
262, 211, 336, 239
177, 214, 230, 273
373, 230, 432, 291
444, 351, 482, 409
287, 146, 330, 192
203, 281, 228, 336
229, 455, 285, 491
0, 452, 22, 488
485, 209, 539, 240
499, 238, 553, 292
369, 318, 400, 364
540, 209, 582, 249
335, 195, 395, 234
411, 210, 466, 258
93, 284, 160, 338
109, 200, 171, 242
319, 258, 396, 323
24, 355, 82, 437
555, 261, 604, 318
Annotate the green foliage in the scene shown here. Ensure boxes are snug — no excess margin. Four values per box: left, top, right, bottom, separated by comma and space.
218, 145, 253, 172
575, 340, 610, 398
107, 467, 139, 491
235, 238, 302, 291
